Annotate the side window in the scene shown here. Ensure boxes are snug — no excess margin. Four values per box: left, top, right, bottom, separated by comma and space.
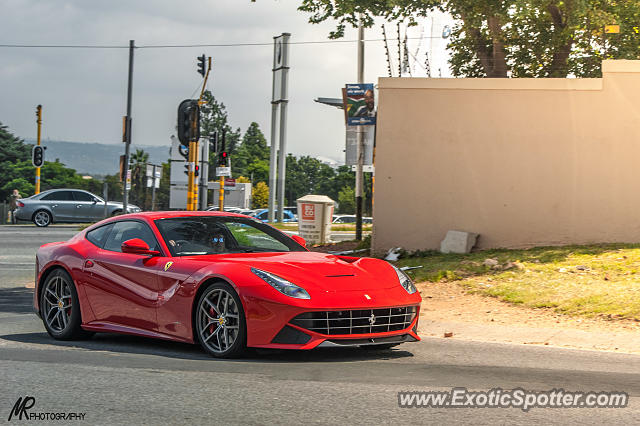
86, 224, 114, 248
73, 191, 94, 202
42, 191, 73, 201
103, 221, 159, 253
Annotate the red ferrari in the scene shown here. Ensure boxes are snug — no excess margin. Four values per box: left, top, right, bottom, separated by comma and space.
34, 211, 421, 358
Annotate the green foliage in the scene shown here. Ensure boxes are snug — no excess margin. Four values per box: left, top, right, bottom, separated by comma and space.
337, 185, 356, 213
200, 91, 242, 158
298, 0, 640, 78
252, 181, 270, 208
129, 149, 150, 209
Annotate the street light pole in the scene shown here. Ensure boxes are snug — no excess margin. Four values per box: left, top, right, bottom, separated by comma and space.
355, 18, 365, 241
122, 40, 135, 214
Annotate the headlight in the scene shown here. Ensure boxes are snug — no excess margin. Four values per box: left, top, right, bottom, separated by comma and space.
251, 268, 310, 299
390, 264, 417, 294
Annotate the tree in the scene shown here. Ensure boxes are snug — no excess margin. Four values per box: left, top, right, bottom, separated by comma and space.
233, 122, 270, 179
298, 0, 640, 78
252, 181, 270, 208
338, 185, 356, 213
199, 90, 242, 160
129, 149, 149, 209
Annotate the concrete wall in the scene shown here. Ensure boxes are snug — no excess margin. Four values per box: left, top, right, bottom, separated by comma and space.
372, 60, 640, 253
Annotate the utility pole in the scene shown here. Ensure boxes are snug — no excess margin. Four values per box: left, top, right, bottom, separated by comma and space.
122, 40, 135, 214
35, 105, 42, 194
200, 138, 209, 210
268, 101, 278, 223
268, 33, 291, 223
150, 164, 157, 211
355, 18, 365, 241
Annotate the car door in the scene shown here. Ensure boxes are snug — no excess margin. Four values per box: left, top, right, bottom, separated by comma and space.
71, 190, 102, 221
40, 190, 76, 221
82, 220, 164, 332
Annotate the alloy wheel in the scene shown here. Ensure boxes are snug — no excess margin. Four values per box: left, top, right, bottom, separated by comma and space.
197, 288, 241, 355
42, 274, 73, 333
34, 211, 50, 227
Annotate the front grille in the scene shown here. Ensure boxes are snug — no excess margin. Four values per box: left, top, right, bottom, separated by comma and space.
290, 306, 418, 336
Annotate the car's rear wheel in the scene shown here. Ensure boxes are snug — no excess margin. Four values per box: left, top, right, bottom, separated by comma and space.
33, 210, 52, 227
195, 282, 247, 358
40, 269, 93, 340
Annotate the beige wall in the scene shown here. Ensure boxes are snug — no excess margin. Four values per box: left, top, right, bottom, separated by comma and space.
372, 60, 640, 253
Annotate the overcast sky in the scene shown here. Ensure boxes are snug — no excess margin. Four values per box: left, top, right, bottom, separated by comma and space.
0, 0, 452, 163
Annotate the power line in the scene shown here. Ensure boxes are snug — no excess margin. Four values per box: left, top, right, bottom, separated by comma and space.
0, 36, 448, 50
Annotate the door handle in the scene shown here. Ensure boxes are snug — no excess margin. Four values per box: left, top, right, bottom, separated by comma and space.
52, 204, 57, 208
76, 205, 82, 208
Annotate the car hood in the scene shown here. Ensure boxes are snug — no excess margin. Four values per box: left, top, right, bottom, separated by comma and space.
185, 251, 400, 292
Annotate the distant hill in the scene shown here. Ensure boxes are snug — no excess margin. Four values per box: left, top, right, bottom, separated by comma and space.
24, 139, 170, 176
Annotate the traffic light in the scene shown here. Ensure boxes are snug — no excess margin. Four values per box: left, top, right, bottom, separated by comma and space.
32, 145, 44, 168
217, 129, 227, 166
197, 54, 206, 78
177, 99, 200, 146
218, 151, 228, 167
183, 163, 200, 176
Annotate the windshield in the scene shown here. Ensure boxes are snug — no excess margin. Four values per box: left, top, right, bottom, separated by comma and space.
155, 216, 306, 256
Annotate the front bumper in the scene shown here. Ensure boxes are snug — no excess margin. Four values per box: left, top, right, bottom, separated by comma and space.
243, 293, 421, 350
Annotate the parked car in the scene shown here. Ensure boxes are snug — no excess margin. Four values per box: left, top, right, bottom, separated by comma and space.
253, 208, 297, 223
14, 189, 141, 227
332, 214, 373, 224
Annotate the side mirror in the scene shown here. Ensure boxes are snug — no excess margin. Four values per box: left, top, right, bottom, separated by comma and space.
121, 238, 160, 256
291, 235, 306, 248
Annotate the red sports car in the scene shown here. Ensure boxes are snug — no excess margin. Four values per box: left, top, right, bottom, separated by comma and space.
34, 211, 421, 358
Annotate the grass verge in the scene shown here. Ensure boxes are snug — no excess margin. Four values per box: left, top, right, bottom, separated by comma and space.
397, 244, 640, 321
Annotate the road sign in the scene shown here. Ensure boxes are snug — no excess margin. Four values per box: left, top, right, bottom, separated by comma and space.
224, 178, 236, 187
216, 167, 231, 177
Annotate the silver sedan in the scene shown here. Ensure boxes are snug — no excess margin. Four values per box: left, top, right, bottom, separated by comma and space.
14, 189, 141, 227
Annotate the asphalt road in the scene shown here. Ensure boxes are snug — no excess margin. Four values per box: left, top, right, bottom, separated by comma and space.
0, 225, 638, 425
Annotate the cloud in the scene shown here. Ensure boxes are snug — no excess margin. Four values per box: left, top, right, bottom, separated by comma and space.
0, 0, 451, 163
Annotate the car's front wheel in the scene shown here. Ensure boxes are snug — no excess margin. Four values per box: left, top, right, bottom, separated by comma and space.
33, 210, 52, 227
195, 282, 247, 358
40, 269, 93, 340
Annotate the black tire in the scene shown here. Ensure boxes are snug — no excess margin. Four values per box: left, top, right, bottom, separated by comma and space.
111, 210, 122, 217
195, 282, 247, 358
33, 210, 52, 227
40, 269, 93, 340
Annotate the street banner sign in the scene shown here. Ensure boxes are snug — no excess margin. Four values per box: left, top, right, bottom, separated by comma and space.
345, 125, 374, 166
344, 83, 376, 125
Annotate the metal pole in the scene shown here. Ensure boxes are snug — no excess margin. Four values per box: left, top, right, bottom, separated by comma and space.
200, 138, 209, 210
151, 164, 157, 211
268, 102, 278, 223
277, 100, 288, 222
103, 181, 108, 218
35, 105, 42, 194
276, 33, 291, 223
355, 18, 365, 241
122, 40, 135, 213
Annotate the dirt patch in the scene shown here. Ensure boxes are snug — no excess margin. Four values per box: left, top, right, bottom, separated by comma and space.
417, 280, 640, 353
417, 280, 639, 332
309, 241, 365, 254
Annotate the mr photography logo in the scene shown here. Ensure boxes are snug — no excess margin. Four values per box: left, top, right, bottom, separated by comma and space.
8, 396, 86, 422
